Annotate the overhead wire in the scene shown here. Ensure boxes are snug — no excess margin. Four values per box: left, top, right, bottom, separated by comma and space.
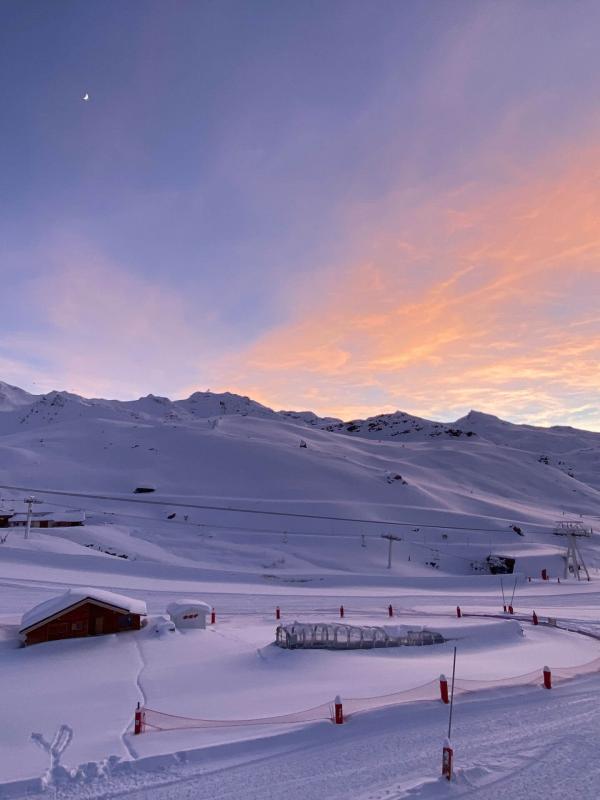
0, 481, 561, 538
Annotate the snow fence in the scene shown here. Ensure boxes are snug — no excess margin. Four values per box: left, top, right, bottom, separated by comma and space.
136, 653, 600, 733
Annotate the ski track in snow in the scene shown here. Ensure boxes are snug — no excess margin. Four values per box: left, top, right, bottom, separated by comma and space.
121, 637, 148, 760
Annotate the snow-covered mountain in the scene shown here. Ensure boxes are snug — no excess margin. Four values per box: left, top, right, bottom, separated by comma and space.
0, 381, 36, 412
0, 381, 598, 527
0, 384, 277, 430
318, 407, 600, 492
319, 409, 478, 439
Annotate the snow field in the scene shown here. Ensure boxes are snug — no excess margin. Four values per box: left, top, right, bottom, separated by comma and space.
1, 595, 598, 784
3, 660, 600, 799
0, 632, 141, 780
0, 385, 599, 796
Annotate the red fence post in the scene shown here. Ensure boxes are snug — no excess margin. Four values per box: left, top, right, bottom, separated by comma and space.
439, 674, 449, 704
211, 608, 216, 625
532, 610, 538, 625
134, 703, 144, 735
388, 604, 393, 618
334, 695, 344, 724
442, 739, 453, 781
339, 605, 345, 619
508, 605, 514, 615
543, 666, 552, 689
276, 606, 281, 620
503, 605, 507, 613
456, 606, 461, 618
541, 569, 548, 581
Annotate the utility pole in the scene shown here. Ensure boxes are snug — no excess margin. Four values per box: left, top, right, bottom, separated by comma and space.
24, 496, 42, 540
381, 533, 402, 569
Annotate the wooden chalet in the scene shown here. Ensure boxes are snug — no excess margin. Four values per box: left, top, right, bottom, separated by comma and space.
9, 510, 85, 528
20, 588, 147, 646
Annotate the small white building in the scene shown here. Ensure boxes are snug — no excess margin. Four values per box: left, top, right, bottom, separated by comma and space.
166, 599, 211, 630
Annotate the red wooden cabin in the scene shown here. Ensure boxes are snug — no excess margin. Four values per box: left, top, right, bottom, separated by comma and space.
20, 588, 147, 646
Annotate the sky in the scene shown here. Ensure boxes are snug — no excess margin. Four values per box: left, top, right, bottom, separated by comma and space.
1, 1, 599, 429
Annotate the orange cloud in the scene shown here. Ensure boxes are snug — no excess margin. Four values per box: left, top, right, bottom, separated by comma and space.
210, 143, 600, 429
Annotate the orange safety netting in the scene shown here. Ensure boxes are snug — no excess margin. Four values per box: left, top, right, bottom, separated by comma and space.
141, 700, 335, 732
137, 652, 600, 733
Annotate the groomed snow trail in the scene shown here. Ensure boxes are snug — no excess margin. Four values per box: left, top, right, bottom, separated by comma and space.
7, 674, 599, 800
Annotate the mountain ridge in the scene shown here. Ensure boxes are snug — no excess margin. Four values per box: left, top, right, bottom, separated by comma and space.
0, 380, 598, 546
0, 380, 597, 442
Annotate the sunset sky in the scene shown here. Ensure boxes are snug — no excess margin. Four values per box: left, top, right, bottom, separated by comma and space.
1, 1, 599, 428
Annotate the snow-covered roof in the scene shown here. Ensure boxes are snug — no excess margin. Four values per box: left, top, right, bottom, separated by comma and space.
166, 599, 212, 615
10, 510, 85, 523
20, 587, 147, 632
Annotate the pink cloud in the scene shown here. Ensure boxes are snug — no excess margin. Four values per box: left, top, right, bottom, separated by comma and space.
208, 143, 600, 429
6, 236, 217, 399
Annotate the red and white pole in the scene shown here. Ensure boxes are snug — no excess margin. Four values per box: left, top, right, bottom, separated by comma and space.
388, 604, 393, 618
339, 605, 345, 619
442, 647, 457, 780
543, 666, 552, 690
334, 695, 344, 724
456, 605, 462, 618
134, 702, 144, 735
442, 738, 453, 781
439, 674, 449, 704
211, 608, 216, 625
276, 606, 281, 620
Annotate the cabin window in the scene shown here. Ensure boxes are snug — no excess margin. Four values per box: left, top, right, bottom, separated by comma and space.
71, 622, 85, 632
118, 614, 133, 628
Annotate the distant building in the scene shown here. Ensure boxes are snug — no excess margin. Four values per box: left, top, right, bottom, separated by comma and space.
20, 588, 147, 646
9, 510, 85, 528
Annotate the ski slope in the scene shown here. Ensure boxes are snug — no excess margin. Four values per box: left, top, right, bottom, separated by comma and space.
0, 381, 599, 797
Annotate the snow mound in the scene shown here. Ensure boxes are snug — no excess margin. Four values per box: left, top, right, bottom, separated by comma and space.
166, 599, 212, 614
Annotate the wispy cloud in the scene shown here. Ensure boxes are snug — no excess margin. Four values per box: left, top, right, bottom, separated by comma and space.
2, 236, 218, 398
209, 143, 600, 429
3, 142, 598, 431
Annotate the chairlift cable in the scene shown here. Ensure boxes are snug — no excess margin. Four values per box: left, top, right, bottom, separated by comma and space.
0, 483, 562, 537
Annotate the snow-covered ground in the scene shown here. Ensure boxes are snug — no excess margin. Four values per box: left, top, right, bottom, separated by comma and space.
0, 382, 599, 798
